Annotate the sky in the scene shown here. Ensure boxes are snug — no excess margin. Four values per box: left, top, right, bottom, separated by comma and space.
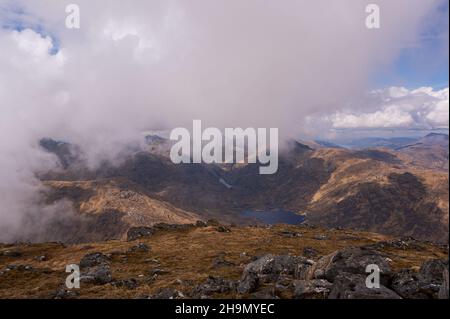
371, 1, 448, 89
0, 0, 448, 240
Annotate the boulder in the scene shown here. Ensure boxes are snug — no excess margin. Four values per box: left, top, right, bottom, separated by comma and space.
79, 252, 110, 268
307, 247, 391, 284
127, 227, 156, 241
418, 259, 448, 299
293, 279, 333, 299
80, 264, 112, 285
237, 271, 260, 294
127, 243, 150, 253
390, 269, 428, 299
237, 254, 310, 294
438, 266, 449, 299
329, 273, 401, 299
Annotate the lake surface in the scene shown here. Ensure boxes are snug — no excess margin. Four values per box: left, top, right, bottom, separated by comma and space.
240, 210, 305, 225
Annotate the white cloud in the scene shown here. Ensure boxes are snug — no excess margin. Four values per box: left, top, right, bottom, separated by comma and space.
330, 87, 449, 129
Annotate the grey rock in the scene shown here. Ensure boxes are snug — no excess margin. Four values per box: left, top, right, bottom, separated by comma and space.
216, 226, 231, 233
237, 271, 260, 294
438, 266, 449, 299
237, 254, 310, 294
127, 223, 194, 241
308, 247, 391, 284
278, 231, 302, 238
80, 264, 112, 285
418, 259, 448, 299
293, 279, 333, 299
1, 250, 22, 257
127, 227, 155, 241
329, 273, 401, 299
54, 286, 79, 299
79, 252, 110, 268
390, 269, 428, 299
127, 243, 150, 253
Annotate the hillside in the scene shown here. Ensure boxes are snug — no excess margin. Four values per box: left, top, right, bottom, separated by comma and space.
0, 224, 448, 299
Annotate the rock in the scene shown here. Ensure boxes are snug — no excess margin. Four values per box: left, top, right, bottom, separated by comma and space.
365, 237, 424, 251
1, 250, 22, 257
313, 234, 328, 240
206, 219, 221, 226
127, 224, 194, 241
418, 259, 448, 299
216, 226, 231, 233
307, 247, 392, 284
389, 259, 448, 299
438, 266, 449, 299
151, 288, 185, 299
237, 254, 310, 294
278, 231, 302, 238
420, 259, 448, 282
195, 220, 207, 227
329, 273, 401, 299
5, 264, 34, 272
127, 243, 150, 253
80, 264, 112, 285
127, 227, 155, 241
237, 271, 260, 294
191, 276, 237, 297
150, 268, 168, 275
112, 278, 139, 290
390, 269, 428, 299
79, 252, 110, 268
35, 255, 48, 262
243, 254, 308, 277
54, 286, 79, 299
212, 256, 235, 268
302, 247, 319, 258
293, 279, 333, 299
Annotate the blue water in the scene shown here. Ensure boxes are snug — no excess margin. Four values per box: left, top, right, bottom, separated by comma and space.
240, 210, 305, 225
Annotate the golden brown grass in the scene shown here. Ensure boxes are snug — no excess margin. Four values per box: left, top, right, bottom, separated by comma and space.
0, 225, 447, 299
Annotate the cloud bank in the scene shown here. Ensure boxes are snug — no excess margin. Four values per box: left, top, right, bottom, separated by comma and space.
0, 0, 447, 241
329, 86, 449, 130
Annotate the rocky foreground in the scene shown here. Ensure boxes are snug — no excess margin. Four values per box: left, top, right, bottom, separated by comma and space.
0, 222, 448, 299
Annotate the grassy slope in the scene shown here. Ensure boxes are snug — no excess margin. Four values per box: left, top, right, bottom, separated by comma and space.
0, 225, 447, 299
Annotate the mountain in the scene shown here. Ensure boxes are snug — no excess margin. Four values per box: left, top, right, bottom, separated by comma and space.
396, 133, 449, 171
36, 137, 449, 243
337, 137, 418, 149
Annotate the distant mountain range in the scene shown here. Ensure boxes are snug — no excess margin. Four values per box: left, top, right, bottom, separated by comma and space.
32, 133, 449, 244
330, 133, 448, 150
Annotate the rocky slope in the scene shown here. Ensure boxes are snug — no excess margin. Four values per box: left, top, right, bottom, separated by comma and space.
0, 224, 448, 299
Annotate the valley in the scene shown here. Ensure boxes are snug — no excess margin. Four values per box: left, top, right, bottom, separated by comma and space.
28, 133, 449, 244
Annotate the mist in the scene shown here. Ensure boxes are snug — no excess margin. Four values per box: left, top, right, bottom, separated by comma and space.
0, 0, 445, 241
